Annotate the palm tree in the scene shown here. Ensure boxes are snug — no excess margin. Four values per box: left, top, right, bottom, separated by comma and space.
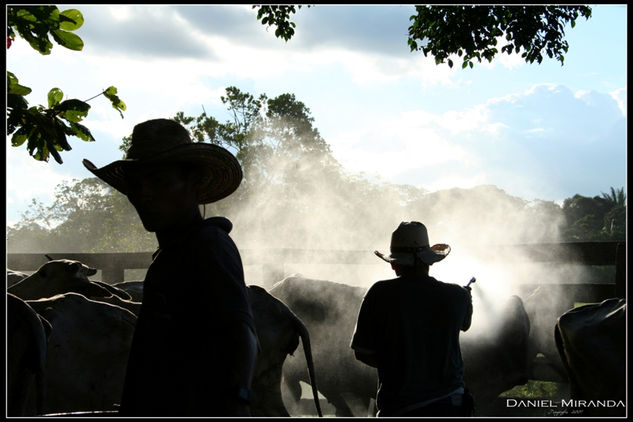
601, 187, 626, 207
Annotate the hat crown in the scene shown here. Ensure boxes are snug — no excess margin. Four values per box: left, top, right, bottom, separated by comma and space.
390, 221, 430, 250
126, 118, 192, 160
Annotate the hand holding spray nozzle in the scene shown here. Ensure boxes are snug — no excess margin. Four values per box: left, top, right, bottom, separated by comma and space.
465, 277, 476, 291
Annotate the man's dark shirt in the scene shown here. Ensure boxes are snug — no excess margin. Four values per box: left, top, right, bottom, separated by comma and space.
119, 217, 255, 416
351, 274, 472, 416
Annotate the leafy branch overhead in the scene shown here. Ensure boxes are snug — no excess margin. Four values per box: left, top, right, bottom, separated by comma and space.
7, 5, 126, 164
253, 5, 592, 69
408, 5, 592, 68
253, 5, 309, 41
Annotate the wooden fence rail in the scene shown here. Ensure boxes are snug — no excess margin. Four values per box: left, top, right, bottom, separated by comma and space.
7, 241, 625, 295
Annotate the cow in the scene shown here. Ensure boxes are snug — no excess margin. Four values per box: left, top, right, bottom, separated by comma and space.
9, 257, 320, 416
106, 281, 322, 416
461, 294, 533, 415
270, 276, 374, 416
8, 259, 109, 300
13, 276, 320, 416
25, 293, 137, 414
7, 293, 52, 416
7, 269, 29, 287
248, 285, 322, 417
522, 285, 572, 381
112, 280, 145, 302
554, 298, 626, 417
8, 259, 142, 316
270, 275, 535, 417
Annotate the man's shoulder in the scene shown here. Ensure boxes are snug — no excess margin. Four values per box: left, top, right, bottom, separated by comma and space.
431, 277, 466, 292
429, 277, 471, 304
367, 277, 400, 293
193, 217, 235, 243
185, 217, 241, 262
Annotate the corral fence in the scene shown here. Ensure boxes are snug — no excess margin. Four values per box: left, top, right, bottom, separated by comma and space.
7, 241, 626, 296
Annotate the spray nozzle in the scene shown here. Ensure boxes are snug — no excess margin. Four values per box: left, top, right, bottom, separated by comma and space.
465, 277, 476, 289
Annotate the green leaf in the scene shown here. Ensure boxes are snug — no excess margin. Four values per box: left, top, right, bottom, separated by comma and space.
47, 87, 64, 108
56, 99, 91, 122
7, 72, 33, 96
69, 121, 95, 142
24, 33, 53, 55
11, 125, 32, 147
59, 9, 84, 30
103, 86, 126, 118
48, 142, 63, 164
50, 29, 83, 51
52, 128, 71, 151
7, 93, 29, 112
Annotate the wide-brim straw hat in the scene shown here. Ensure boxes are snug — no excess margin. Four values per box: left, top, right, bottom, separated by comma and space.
374, 221, 450, 266
82, 118, 242, 204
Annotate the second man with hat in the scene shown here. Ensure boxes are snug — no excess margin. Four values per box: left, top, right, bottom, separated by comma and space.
351, 221, 474, 417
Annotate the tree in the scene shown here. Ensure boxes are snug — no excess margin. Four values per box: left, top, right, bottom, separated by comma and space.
172, 87, 333, 188
601, 187, 626, 208
253, 5, 592, 68
253, 5, 309, 41
7, 5, 126, 164
10, 86, 347, 252
561, 189, 626, 241
7, 178, 155, 253
408, 5, 592, 68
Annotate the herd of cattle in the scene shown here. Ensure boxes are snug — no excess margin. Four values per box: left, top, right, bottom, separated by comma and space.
6, 258, 626, 417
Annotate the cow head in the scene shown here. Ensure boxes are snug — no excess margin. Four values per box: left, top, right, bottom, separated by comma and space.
36, 260, 107, 298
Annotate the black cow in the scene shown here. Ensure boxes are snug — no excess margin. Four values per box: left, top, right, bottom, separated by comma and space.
112, 280, 144, 302
9, 258, 319, 416
7, 293, 51, 416
33, 275, 322, 417
554, 298, 626, 417
270, 275, 534, 416
8, 259, 142, 316
25, 293, 137, 414
8, 259, 110, 300
248, 285, 322, 417
7, 269, 29, 287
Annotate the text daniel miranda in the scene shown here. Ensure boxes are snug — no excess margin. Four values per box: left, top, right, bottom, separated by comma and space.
506, 399, 625, 408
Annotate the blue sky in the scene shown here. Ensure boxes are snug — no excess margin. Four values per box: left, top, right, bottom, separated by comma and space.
6, 4, 627, 227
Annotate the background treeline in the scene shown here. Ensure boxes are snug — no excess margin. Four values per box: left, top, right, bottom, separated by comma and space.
6, 87, 626, 254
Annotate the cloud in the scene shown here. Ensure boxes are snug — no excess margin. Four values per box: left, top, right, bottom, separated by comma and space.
328, 83, 626, 201
609, 87, 627, 117
77, 5, 216, 59
290, 5, 415, 57
76, 5, 418, 61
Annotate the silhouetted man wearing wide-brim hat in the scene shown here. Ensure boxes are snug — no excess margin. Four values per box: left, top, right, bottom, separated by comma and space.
351, 221, 473, 417
83, 118, 257, 416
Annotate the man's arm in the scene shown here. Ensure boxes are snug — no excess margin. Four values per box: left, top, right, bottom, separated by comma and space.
462, 286, 473, 331
194, 225, 258, 415
226, 320, 259, 416
351, 286, 380, 368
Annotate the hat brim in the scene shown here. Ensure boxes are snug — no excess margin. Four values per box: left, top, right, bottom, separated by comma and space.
82, 143, 242, 204
374, 243, 451, 266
